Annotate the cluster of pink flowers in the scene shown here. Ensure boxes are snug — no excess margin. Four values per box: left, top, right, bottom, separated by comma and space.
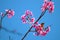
41, 0, 54, 13
0, 9, 14, 18
21, 10, 35, 24
21, 0, 54, 37
21, 9, 51, 36
32, 22, 50, 36
5, 9, 14, 18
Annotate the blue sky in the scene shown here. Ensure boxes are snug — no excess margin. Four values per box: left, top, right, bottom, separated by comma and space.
0, 0, 60, 40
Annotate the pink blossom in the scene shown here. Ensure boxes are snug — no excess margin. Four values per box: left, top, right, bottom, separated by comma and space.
32, 22, 39, 28
21, 15, 26, 23
30, 18, 35, 23
21, 10, 35, 24
46, 26, 50, 32
25, 10, 33, 16
41, 2, 48, 12
48, 2, 54, 13
5, 9, 14, 18
41, 0, 54, 13
40, 31, 47, 36
40, 26, 50, 36
35, 25, 43, 31
33, 24, 50, 36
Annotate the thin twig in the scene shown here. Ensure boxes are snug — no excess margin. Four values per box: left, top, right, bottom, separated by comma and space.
30, 30, 36, 32
1, 13, 7, 20
0, 13, 7, 29
0, 13, 22, 36
1, 27, 22, 35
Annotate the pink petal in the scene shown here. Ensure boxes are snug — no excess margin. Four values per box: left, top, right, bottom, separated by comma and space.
41, 3, 48, 12
7, 14, 12, 18
25, 10, 33, 16
6, 9, 14, 18
41, 31, 47, 36
46, 26, 50, 32
21, 15, 25, 20
30, 18, 35, 23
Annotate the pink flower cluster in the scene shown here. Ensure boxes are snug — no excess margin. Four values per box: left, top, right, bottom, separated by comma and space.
41, 0, 54, 13
5, 9, 14, 18
21, 10, 35, 24
33, 23, 50, 36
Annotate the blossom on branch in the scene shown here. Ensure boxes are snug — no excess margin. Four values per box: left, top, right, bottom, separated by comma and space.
5, 9, 14, 18
21, 14, 26, 23
41, 0, 54, 13
21, 10, 35, 24
25, 10, 33, 16
33, 23, 50, 36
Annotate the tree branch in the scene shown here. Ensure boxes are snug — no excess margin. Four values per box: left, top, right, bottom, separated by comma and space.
21, 9, 47, 40
0, 13, 22, 36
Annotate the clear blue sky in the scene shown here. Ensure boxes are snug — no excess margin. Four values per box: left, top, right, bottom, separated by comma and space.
0, 0, 60, 40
